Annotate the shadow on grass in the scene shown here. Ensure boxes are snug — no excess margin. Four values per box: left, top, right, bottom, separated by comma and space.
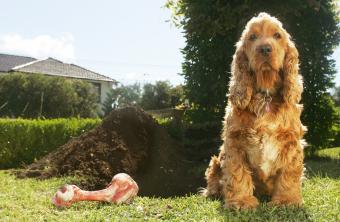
218, 203, 313, 222
305, 156, 340, 179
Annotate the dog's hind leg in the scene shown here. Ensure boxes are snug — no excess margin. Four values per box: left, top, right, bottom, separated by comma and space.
201, 149, 224, 198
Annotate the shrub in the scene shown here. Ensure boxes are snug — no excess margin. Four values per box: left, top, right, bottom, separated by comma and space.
0, 118, 101, 168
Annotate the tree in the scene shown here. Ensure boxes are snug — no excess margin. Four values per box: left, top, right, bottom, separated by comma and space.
72, 80, 99, 117
167, 0, 340, 149
330, 86, 340, 147
102, 81, 186, 114
141, 81, 172, 110
332, 86, 340, 106
170, 84, 185, 107
102, 83, 141, 115
0, 73, 98, 118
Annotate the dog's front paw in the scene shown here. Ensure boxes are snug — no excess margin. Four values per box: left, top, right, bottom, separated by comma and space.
225, 196, 259, 210
269, 196, 302, 207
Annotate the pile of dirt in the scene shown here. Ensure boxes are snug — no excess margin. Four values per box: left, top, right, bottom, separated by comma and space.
17, 107, 204, 197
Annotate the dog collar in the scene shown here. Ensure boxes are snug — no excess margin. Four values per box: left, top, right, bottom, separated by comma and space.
264, 89, 272, 103
257, 89, 273, 102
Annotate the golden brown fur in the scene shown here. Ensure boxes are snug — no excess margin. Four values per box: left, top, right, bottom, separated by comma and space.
203, 13, 306, 210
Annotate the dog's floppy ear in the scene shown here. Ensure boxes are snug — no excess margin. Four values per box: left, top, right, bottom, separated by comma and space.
282, 40, 303, 104
228, 44, 253, 109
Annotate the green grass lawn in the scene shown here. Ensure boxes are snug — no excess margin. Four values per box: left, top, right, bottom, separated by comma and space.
1, 148, 339, 222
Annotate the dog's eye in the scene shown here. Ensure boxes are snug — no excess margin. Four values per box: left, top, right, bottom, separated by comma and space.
274, 32, 281, 39
249, 34, 257, 41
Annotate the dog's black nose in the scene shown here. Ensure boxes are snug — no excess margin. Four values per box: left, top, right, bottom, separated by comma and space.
259, 44, 272, 56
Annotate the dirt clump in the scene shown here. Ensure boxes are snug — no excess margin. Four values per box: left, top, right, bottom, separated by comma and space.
16, 107, 202, 197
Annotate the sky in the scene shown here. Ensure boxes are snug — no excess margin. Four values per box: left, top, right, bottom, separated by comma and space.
0, 0, 339, 86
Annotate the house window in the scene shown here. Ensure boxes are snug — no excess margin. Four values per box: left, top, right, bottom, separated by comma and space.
91, 82, 101, 103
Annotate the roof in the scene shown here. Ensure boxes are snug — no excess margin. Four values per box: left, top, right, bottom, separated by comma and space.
13, 57, 115, 82
0, 54, 36, 72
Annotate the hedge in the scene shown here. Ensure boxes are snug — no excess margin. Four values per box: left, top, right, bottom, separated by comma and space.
0, 118, 101, 168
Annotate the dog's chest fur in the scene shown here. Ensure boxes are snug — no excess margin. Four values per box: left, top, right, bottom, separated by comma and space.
259, 134, 279, 176
246, 125, 280, 178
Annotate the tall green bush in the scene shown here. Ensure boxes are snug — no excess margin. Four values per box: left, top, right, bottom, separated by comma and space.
167, 0, 340, 149
0, 118, 101, 168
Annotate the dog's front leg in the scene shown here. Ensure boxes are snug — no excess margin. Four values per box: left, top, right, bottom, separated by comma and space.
270, 138, 304, 207
221, 145, 259, 210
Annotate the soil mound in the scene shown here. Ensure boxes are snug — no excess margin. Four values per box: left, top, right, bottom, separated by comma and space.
17, 107, 203, 197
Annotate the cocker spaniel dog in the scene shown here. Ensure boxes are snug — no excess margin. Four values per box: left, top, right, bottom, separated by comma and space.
203, 12, 306, 210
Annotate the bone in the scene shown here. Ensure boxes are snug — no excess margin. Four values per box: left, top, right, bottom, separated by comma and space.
52, 173, 139, 207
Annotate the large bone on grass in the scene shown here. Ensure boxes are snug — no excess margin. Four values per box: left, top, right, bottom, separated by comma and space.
52, 173, 139, 207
